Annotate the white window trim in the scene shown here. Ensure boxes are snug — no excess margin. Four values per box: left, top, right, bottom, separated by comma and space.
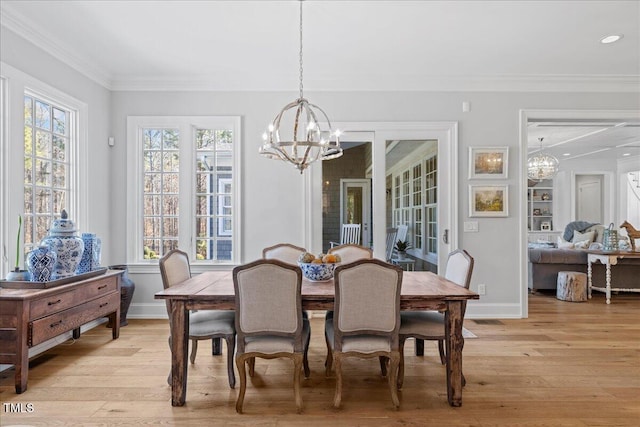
126, 116, 241, 273
0, 62, 87, 275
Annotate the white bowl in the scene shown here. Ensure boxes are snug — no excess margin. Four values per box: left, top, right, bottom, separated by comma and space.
298, 262, 338, 282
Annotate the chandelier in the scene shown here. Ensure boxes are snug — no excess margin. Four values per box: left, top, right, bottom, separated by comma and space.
527, 137, 559, 181
260, 0, 343, 173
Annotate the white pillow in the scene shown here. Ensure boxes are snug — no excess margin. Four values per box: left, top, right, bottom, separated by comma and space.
557, 236, 574, 249
572, 230, 595, 244
574, 239, 590, 249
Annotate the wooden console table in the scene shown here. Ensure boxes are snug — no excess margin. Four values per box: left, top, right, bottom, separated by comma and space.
0, 269, 122, 393
587, 250, 640, 304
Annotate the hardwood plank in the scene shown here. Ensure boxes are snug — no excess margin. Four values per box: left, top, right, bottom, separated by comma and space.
1, 292, 639, 425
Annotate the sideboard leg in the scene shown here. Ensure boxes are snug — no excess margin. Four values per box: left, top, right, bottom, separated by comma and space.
72, 327, 81, 339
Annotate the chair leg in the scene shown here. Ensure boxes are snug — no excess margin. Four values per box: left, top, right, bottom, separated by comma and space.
388, 351, 401, 409
293, 354, 304, 413
225, 335, 236, 389
379, 356, 388, 377
235, 355, 248, 414
212, 337, 222, 355
190, 339, 198, 364
324, 334, 333, 376
303, 331, 311, 379
397, 337, 406, 389
248, 357, 255, 377
333, 353, 343, 408
415, 338, 424, 356
438, 339, 445, 365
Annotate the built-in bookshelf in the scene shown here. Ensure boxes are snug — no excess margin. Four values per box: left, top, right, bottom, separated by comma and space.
528, 179, 555, 232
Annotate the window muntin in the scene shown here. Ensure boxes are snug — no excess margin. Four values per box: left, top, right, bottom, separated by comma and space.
23, 94, 71, 251
129, 116, 241, 266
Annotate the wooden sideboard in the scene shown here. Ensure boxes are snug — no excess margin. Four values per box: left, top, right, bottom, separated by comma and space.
0, 269, 122, 393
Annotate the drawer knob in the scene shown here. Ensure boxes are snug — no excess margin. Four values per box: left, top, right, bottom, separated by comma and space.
97, 285, 107, 290
49, 320, 63, 328
47, 299, 62, 306
99, 302, 109, 308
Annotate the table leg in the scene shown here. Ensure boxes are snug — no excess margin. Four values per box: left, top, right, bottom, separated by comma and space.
444, 300, 464, 407
605, 261, 612, 305
587, 258, 593, 299
170, 301, 189, 406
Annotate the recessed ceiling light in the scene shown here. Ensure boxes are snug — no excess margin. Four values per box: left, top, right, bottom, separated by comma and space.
622, 153, 631, 156
601, 34, 623, 44
563, 153, 571, 156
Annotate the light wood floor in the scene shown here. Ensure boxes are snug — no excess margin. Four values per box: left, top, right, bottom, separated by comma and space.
1, 292, 639, 426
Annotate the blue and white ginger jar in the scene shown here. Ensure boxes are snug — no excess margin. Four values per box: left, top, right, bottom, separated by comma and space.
41, 210, 84, 279
77, 233, 102, 274
27, 245, 57, 282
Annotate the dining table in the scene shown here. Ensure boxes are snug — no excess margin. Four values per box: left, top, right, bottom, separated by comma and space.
155, 270, 479, 407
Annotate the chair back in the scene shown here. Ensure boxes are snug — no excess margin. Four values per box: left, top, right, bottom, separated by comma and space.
340, 224, 361, 245
444, 249, 474, 289
444, 249, 474, 318
262, 243, 307, 265
385, 228, 398, 261
159, 249, 192, 316
333, 259, 403, 350
396, 224, 408, 243
328, 244, 373, 265
233, 259, 304, 352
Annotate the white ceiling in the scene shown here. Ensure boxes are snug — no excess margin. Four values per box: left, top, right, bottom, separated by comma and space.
2, 0, 639, 161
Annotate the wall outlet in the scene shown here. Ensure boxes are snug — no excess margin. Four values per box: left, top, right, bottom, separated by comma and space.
463, 221, 479, 232
478, 284, 486, 295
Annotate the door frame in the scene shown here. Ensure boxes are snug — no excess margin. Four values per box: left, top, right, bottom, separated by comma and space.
340, 179, 372, 247
519, 109, 640, 318
305, 121, 458, 273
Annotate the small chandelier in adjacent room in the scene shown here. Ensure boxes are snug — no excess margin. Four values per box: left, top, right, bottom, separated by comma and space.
259, 0, 343, 173
527, 137, 559, 180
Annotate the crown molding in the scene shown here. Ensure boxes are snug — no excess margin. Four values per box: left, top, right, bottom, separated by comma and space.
1, 4, 113, 90
2, 3, 638, 94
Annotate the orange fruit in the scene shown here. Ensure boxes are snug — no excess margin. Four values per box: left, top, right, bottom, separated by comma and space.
322, 254, 337, 263
311, 258, 323, 264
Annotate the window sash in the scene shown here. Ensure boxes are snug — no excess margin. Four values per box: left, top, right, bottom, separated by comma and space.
127, 116, 241, 267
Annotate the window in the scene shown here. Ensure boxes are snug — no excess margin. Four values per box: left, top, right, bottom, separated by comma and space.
128, 117, 241, 267
23, 93, 74, 252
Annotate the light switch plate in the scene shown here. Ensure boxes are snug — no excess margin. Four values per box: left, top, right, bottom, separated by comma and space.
464, 221, 479, 232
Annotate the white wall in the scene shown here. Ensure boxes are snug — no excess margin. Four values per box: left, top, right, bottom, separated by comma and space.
2, 25, 639, 318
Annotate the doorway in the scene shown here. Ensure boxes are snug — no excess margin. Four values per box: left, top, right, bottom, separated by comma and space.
576, 174, 603, 223
340, 179, 371, 247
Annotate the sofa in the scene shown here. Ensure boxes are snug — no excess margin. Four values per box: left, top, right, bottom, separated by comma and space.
528, 223, 640, 291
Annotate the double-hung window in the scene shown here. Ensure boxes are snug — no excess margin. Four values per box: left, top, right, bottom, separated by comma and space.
127, 117, 241, 268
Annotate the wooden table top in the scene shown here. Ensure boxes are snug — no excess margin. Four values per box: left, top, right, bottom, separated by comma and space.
155, 270, 479, 310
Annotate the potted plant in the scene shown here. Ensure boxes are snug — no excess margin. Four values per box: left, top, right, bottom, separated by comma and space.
5, 215, 31, 281
394, 240, 411, 258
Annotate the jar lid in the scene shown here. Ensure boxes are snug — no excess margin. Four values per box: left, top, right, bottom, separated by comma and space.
49, 209, 77, 234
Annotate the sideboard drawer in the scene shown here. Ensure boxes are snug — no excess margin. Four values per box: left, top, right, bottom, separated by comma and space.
30, 276, 118, 319
28, 291, 120, 346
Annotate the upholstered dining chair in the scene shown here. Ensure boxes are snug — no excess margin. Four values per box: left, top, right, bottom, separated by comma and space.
233, 259, 311, 413
327, 243, 373, 265
159, 249, 236, 388
262, 243, 307, 265
397, 249, 474, 389
386, 228, 398, 262
324, 259, 403, 409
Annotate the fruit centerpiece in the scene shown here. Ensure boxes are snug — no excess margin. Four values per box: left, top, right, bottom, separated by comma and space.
297, 252, 341, 282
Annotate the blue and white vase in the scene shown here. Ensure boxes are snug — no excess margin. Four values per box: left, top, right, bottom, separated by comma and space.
41, 210, 84, 279
27, 245, 57, 282
77, 233, 102, 274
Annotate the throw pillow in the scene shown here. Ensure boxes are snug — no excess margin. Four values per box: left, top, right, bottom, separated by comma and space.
557, 236, 575, 249
585, 224, 605, 243
572, 230, 595, 244
574, 239, 590, 249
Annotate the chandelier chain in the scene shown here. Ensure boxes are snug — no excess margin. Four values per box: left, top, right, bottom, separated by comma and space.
299, 0, 304, 100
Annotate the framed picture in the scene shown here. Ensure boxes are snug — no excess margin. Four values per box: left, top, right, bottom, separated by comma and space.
469, 147, 509, 179
469, 185, 509, 217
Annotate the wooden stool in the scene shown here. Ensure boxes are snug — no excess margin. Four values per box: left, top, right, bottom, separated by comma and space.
556, 271, 588, 302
